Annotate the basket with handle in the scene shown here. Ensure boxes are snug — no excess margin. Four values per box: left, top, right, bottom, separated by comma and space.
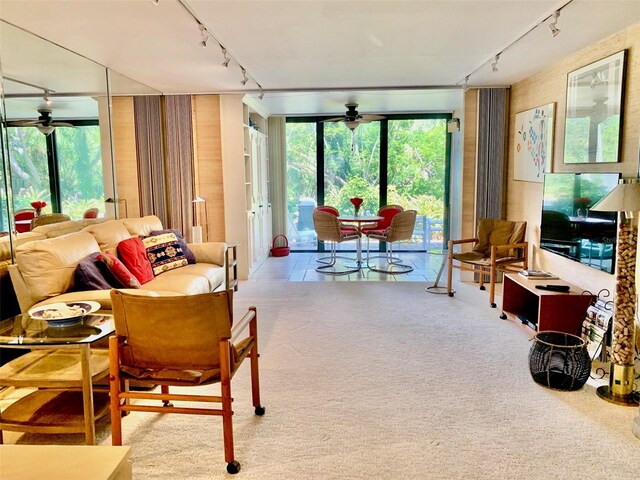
270, 234, 290, 257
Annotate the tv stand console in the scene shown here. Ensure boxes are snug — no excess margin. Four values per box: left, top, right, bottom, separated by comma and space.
499, 273, 594, 335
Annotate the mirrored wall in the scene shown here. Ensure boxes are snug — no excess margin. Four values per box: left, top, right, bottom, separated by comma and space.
0, 20, 159, 261
0, 20, 159, 318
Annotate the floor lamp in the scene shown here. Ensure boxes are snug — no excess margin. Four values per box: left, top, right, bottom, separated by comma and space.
591, 178, 640, 406
192, 196, 208, 243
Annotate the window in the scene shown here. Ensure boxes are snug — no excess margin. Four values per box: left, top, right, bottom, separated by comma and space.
7, 121, 104, 218
286, 114, 451, 252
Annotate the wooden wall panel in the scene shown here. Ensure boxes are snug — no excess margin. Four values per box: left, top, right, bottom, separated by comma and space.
111, 96, 141, 218
192, 95, 225, 242
507, 22, 640, 294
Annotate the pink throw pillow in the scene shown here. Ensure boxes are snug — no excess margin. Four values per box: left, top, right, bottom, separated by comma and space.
96, 252, 141, 288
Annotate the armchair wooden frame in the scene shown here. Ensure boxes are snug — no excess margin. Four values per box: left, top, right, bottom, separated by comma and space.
447, 237, 528, 308
109, 295, 264, 475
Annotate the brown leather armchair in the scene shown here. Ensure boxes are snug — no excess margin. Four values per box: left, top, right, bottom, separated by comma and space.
108, 289, 264, 474
447, 218, 528, 308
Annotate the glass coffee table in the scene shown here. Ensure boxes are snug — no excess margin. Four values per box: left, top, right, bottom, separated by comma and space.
0, 312, 114, 445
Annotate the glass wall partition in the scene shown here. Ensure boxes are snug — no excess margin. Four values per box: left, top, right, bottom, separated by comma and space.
286, 114, 451, 252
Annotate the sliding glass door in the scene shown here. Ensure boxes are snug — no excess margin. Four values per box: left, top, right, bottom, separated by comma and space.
286, 114, 450, 252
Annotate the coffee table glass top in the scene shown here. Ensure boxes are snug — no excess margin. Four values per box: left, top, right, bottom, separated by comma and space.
0, 313, 114, 346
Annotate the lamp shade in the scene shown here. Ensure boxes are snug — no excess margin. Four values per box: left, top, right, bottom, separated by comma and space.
590, 178, 640, 213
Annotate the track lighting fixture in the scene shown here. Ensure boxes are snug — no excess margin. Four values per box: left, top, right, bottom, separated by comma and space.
462, 75, 470, 92
491, 54, 500, 73
199, 24, 209, 47
258, 90, 264, 100
43, 90, 52, 106
240, 68, 249, 86
548, 10, 560, 37
221, 47, 231, 67
150, 0, 159, 4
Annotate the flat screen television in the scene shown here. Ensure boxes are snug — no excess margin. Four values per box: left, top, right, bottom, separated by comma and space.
540, 172, 620, 274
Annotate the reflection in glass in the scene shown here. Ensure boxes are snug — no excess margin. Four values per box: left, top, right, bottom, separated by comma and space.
56, 125, 104, 218
7, 127, 51, 212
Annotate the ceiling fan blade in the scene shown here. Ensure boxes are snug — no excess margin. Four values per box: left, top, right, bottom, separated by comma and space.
320, 117, 346, 123
360, 114, 385, 121
51, 121, 74, 127
7, 119, 40, 126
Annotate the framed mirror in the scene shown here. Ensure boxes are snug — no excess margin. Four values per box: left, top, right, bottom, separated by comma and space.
563, 50, 627, 164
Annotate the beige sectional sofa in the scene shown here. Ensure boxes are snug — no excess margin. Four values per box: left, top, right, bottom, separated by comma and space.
8, 215, 227, 312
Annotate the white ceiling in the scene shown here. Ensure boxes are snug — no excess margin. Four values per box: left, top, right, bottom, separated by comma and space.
1, 0, 640, 117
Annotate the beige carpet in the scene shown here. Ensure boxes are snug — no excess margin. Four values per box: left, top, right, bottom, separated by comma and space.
7, 281, 640, 479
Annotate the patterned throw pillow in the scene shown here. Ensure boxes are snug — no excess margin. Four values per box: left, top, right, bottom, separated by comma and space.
150, 229, 196, 264
74, 252, 122, 291
117, 237, 154, 284
95, 252, 141, 288
142, 232, 188, 276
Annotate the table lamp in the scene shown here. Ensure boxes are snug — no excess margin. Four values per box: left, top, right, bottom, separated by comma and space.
590, 178, 640, 406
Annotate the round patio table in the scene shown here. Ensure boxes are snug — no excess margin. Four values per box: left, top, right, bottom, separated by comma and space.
337, 215, 383, 269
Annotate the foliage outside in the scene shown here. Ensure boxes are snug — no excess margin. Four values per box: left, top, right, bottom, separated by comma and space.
286, 119, 446, 219
6, 125, 104, 221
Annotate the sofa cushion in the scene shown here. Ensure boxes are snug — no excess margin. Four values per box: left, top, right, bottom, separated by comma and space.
150, 229, 196, 264
117, 237, 154, 284
141, 271, 211, 295
74, 252, 121, 290
83, 220, 132, 254
142, 232, 188, 275
96, 252, 141, 288
15, 231, 101, 303
123, 215, 163, 236
0, 232, 46, 262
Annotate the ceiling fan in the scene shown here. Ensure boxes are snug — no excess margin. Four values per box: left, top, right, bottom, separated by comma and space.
7, 108, 73, 135
322, 103, 385, 131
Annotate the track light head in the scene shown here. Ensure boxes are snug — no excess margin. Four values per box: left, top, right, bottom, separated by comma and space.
258, 91, 264, 100
199, 24, 209, 47
491, 54, 500, 73
240, 68, 249, 86
548, 11, 561, 37
150, 0, 159, 5
221, 47, 231, 67
43, 90, 52, 106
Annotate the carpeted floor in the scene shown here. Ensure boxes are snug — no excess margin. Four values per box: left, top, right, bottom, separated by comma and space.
6, 281, 640, 479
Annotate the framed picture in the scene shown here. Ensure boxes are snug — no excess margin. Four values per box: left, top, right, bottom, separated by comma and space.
563, 50, 627, 163
514, 103, 554, 182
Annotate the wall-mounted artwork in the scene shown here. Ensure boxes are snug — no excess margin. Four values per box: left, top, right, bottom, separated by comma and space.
514, 103, 554, 182
563, 50, 627, 163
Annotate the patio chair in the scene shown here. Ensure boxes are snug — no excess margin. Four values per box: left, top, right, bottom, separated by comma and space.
314, 205, 358, 265
108, 289, 265, 474
313, 210, 361, 275
447, 218, 528, 308
83, 208, 99, 219
30, 213, 70, 229
365, 209, 417, 274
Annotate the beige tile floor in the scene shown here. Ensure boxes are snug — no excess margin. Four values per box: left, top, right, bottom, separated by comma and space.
247, 251, 446, 282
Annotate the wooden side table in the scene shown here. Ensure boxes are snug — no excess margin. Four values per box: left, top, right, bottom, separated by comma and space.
0, 314, 114, 445
226, 241, 239, 291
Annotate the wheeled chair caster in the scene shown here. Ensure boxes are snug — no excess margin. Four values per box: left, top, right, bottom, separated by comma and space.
479, 285, 486, 291
255, 405, 266, 416
227, 461, 241, 474
448, 292, 454, 297
499, 313, 507, 320
490, 303, 496, 308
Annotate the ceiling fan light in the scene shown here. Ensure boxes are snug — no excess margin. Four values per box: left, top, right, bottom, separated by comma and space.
37, 125, 55, 135
345, 120, 359, 131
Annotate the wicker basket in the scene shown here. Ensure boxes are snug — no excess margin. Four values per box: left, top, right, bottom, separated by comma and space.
270, 234, 290, 257
528, 331, 591, 391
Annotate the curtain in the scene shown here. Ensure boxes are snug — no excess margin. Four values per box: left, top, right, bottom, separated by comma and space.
476, 88, 508, 221
163, 95, 195, 240
133, 96, 167, 225
268, 117, 287, 236
134, 95, 195, 239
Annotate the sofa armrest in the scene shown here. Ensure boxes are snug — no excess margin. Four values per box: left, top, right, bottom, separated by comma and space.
187, 242, 227, 267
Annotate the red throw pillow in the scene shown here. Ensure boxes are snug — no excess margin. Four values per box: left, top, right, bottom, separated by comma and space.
96, 252, 141, 288
117, 237, 154, 284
